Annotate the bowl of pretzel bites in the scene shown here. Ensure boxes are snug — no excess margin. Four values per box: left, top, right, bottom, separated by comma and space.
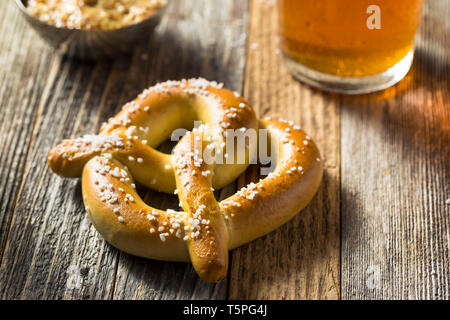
15, 0, 167, 60
47, 78, 323, 282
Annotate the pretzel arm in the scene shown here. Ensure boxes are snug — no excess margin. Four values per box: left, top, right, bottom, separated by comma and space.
47, 134, 114, 178
173, 131, 229, 282
82, 155, 190, 262
48, 133, 176, 192
220, 120, 323, 249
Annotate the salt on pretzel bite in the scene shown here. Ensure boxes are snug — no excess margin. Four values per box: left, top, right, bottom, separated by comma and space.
48, 78, 323, 283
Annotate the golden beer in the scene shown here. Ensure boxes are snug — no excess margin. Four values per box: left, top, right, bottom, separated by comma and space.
278, 0, 424, 92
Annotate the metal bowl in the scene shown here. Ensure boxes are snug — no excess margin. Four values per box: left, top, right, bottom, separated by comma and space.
15, 0, 167, 60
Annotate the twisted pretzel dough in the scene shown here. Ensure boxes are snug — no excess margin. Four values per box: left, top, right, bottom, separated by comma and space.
48, 78, 323, 282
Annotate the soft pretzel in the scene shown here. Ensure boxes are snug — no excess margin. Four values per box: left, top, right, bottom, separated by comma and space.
48, 78, 323, 282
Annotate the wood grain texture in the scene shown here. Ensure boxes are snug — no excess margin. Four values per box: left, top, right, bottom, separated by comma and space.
0, 56, 123, 300
0, 0, 54, 259
228, 0, 341, 300
341, 1, 450, 299
0, 0, 249, 299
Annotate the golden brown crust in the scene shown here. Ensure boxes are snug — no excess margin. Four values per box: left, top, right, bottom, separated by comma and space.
48, 79, 323, 283
222, 119, 323, 249
172, 131, 229, 282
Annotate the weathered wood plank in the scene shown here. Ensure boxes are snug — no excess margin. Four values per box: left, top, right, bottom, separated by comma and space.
0, 0, 249, 300
0, 56, 130, 299
112, 0, 249, 300
228, 0, 341, 299
0, 0, 54, 257
341, 1, 450, 299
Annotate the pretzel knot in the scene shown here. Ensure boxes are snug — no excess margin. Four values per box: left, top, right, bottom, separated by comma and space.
48, 78, 323, 282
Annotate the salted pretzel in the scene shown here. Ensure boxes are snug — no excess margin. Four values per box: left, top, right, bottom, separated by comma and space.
48, 78, 323, 282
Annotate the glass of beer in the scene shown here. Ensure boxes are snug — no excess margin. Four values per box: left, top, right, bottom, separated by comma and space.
278, 0, 424, 94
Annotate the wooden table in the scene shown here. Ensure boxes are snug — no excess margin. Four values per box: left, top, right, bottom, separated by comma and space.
0, 0, 448, 300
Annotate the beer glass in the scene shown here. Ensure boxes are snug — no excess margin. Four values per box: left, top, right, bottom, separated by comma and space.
278, 0, 424, 94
